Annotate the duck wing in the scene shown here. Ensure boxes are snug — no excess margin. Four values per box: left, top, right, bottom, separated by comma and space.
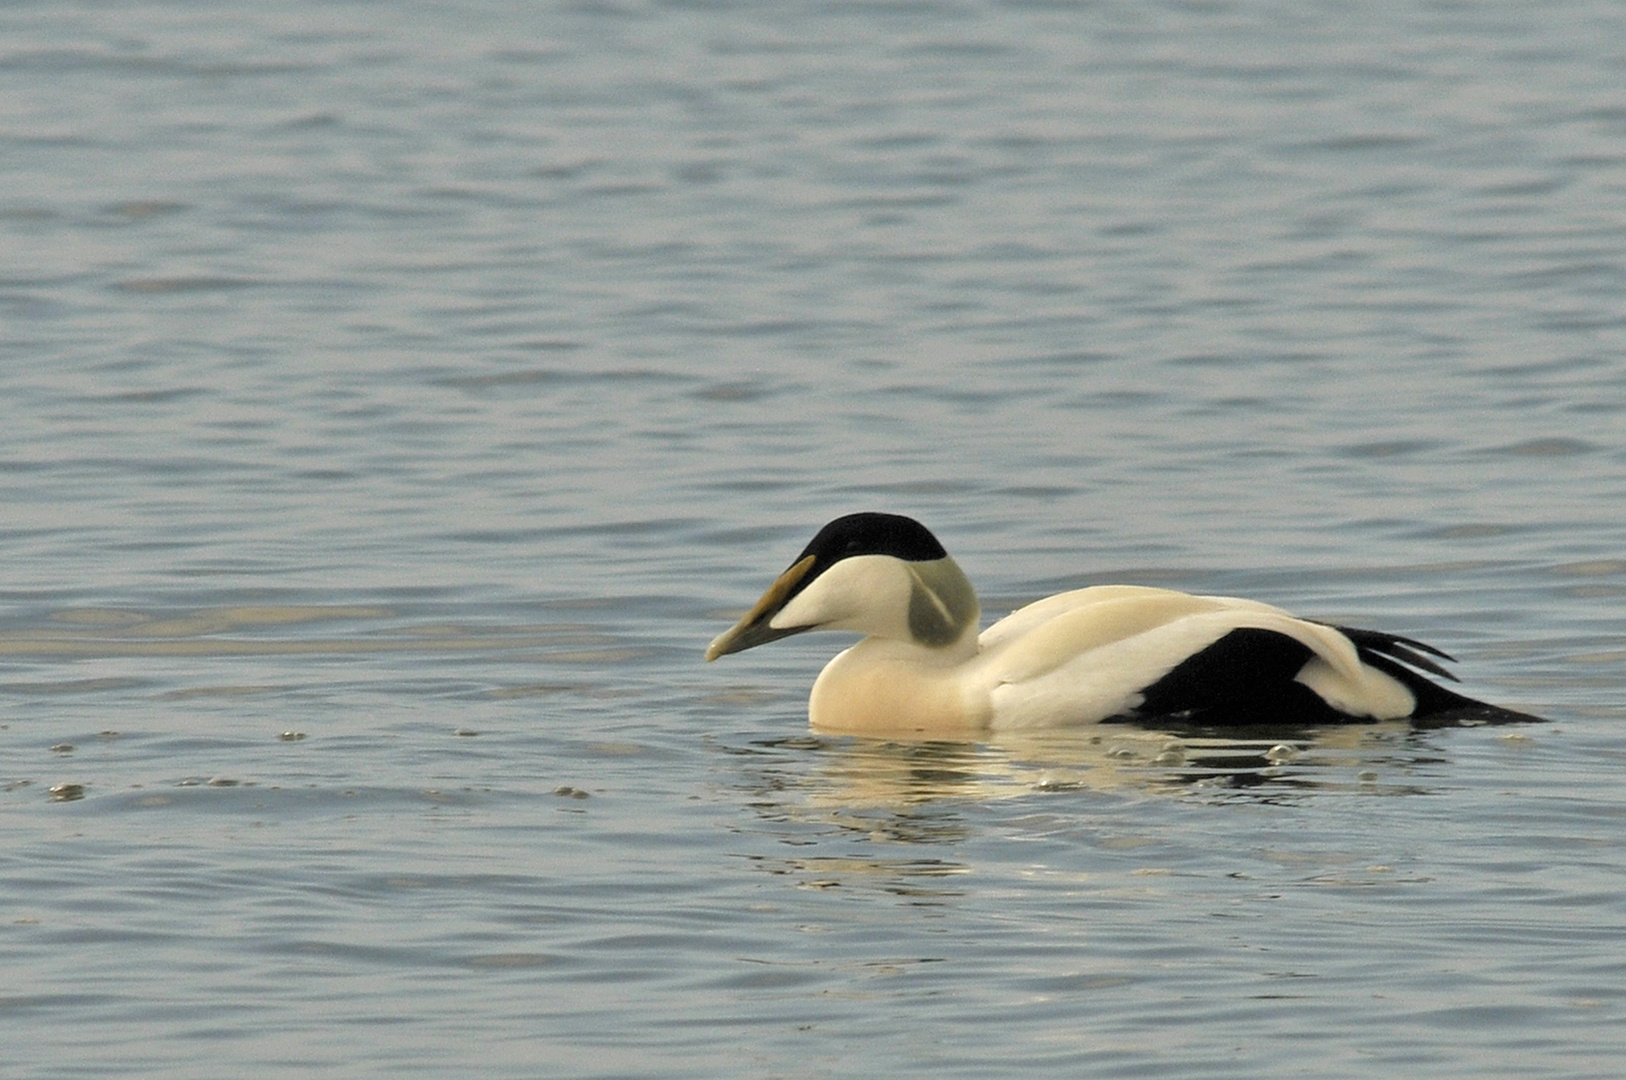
1332, 626, 1456, 680
977, 590, 1418, 728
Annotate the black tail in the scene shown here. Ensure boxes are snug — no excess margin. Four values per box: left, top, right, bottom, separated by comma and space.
1335, 626, 1543, 726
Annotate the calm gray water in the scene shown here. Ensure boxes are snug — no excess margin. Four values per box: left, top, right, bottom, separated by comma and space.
4, 2, 1626, 1076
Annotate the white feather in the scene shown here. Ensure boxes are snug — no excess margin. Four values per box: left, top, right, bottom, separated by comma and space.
974, 589, 1413, 729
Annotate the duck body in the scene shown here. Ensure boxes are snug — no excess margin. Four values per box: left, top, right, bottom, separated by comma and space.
706, 513, 1531, 737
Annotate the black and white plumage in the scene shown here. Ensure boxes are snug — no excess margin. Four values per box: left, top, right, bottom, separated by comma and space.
705, 512, 1536, 736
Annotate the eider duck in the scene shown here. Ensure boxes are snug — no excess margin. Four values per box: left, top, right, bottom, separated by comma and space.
705, 512, 1533, 736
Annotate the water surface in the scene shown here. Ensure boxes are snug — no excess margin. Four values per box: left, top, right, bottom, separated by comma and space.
3, 2, 1626, 1077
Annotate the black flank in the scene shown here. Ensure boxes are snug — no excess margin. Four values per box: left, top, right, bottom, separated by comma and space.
1132, 627, 1345, 727
1124, 623, 1541, 730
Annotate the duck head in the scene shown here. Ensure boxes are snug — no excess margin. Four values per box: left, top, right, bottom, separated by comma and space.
705, 512, 981, 661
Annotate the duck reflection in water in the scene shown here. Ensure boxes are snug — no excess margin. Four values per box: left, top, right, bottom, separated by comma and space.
740, 721, 1460, 819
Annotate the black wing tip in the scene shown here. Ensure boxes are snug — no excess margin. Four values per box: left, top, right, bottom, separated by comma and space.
1333, 625, 1459, 682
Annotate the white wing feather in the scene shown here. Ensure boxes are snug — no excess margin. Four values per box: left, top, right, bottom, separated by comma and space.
974, 586, 1412, 729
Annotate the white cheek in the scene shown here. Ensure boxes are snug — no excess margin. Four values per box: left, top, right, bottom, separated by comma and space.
770, 556, 908, 635
771, 580, 836, 629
